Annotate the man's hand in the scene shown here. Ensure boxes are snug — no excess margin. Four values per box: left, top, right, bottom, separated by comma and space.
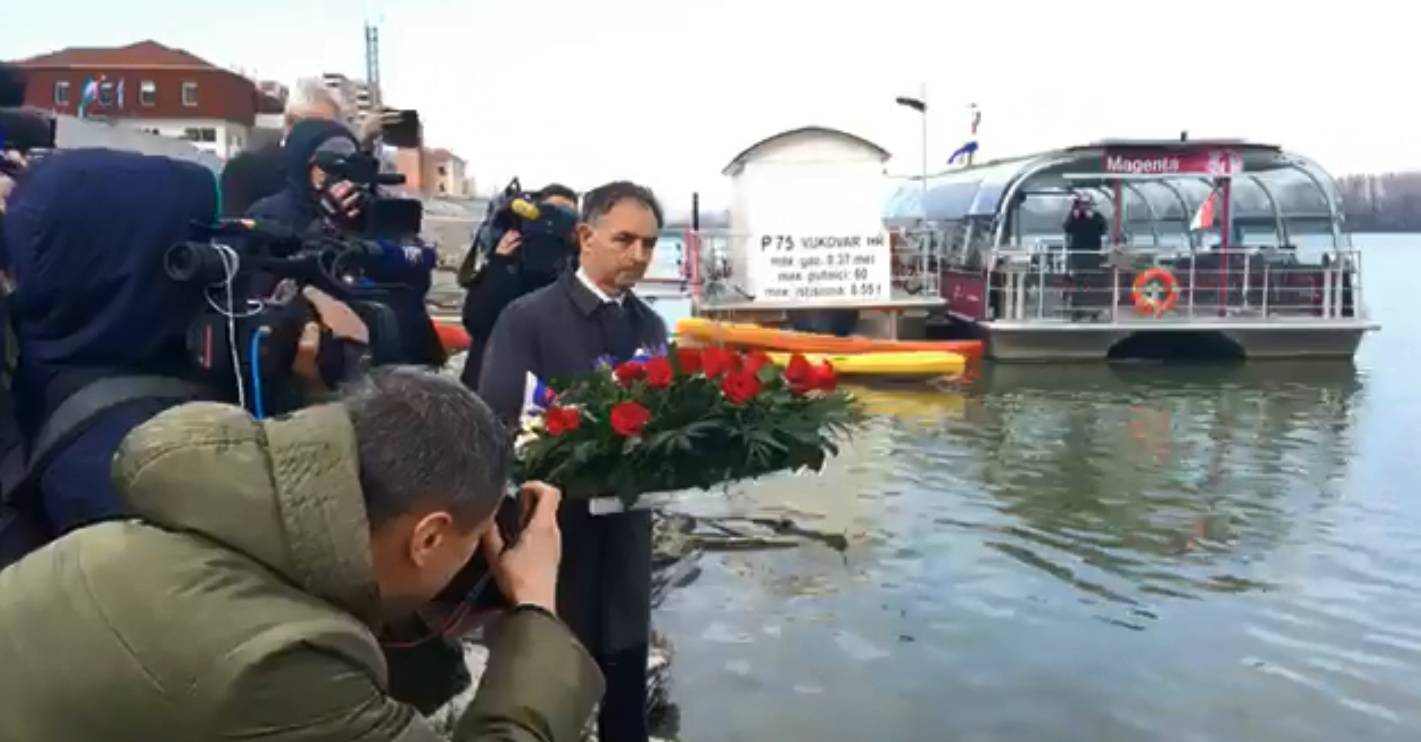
324, 180, 365, 221
290, 287, 370, 388
494, 229, 523, 257
303, 286, 369, 343
482, 482, 562, 615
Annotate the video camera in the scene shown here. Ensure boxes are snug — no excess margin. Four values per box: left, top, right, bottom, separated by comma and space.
310, 148, 424, 240
1, 65, 56, 176
164, 219, 420, 402
456, 177, 578, 287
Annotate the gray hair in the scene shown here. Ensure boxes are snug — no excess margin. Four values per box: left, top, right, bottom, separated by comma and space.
286, 80, 344, 128
341, 366, 510, 527
581, 180, 664, 229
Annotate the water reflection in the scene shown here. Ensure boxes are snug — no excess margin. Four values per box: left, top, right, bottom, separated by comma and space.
656, 238, 1421, 742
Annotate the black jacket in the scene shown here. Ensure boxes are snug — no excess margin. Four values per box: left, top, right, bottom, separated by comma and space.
457, 253, 559, 388
477, 272, 666, 654
219, 141, 285, 219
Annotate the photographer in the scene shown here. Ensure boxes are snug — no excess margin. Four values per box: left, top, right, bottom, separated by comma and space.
0, 148, 370, 560
246, 117, 446, 368
458, 184, 579, 387
219, 80, 345, 218
0, 367, 603, 741
247, 118, 367, 232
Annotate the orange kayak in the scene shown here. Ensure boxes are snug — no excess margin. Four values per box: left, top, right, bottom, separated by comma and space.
433, 321, 472, 354
676, 317, 982, 361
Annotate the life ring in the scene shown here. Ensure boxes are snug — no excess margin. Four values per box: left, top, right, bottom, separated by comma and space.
1131, 267, 1179, 317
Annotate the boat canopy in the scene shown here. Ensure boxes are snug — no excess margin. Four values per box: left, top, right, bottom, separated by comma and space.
884, 141, 1345, 245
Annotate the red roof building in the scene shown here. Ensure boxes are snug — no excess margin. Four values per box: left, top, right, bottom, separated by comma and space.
11, 40, 258, 159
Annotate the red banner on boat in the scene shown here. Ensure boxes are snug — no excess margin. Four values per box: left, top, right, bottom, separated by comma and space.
1103, 148, 1244, 177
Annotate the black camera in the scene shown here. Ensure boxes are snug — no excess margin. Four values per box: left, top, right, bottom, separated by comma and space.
456, 178, 578, 287
165, 221, 412, 405
1, 65, 56, 176
431, 490, 532, 612
312, 149, 424, 240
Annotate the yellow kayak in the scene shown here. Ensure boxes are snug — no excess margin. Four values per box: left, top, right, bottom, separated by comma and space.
677, 317, 984, 361
766, 351, 964, 378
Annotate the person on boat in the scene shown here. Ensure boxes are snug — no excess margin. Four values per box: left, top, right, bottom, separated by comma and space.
1063, 193, 1109, 318
479, 180, 666, 742
458, 183, 581, 388
0, 367, 603, 742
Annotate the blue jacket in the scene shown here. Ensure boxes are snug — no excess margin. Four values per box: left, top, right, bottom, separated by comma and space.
1, 148, 218, 533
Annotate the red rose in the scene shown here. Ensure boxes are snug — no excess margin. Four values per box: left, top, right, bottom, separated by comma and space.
609, 401, 652, 437
783, 353, 815, 394
614, 360, 646, 387
544, 406, 581, 436
812, 361, 837, 392
645, 356, 674, 389
675, 347, 703, 375
743, 349, 771, 375
720, 369, 762, 405
702, 347, 738, 379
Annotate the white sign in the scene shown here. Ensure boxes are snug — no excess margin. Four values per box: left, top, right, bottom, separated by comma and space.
749, 232, 892, 304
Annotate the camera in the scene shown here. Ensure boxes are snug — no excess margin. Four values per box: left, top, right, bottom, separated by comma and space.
165, 220, 416, 403
456, 178, 579, 287
311, 149, 424, 240
431, 490, 531, 612
1, 65, 56, 176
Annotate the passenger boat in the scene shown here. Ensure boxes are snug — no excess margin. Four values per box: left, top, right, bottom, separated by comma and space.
881, 140, 1378, 361
685, 139, 1377, 362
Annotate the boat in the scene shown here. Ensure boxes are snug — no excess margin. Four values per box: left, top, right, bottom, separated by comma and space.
676, 317, 983, 361
766, 350, 964, 379
880, 139, 1378, 361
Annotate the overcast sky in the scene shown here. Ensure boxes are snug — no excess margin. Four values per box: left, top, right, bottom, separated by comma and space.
4, 0, 1416, 210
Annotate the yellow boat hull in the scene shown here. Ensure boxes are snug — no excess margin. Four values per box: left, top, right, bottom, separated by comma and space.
766, 351, 964, 378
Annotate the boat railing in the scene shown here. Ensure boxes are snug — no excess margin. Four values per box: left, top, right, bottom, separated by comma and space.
985, 243, 1366, 324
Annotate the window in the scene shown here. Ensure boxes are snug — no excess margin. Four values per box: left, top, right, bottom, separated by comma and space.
54, 80, 70, 105
98, 81, 114, 106
182, 81, 198, 107
438, 183, 447, 194
139, 80, 156, 107
183, 127, 216, 143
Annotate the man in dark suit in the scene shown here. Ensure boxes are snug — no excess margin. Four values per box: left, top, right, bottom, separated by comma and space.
479, 181, 666, 742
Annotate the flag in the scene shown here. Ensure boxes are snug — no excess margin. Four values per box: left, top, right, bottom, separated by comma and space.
78, 76, 98, 118
948, 140, 979, 165
970, 106, 981, 136
116, 78, 125, 109
894, 96, 926, 113
1190, 190, 1218, 231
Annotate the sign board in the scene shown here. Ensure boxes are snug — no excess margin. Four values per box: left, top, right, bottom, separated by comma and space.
749, 232, 892, 303
1102, 148, 1244, 177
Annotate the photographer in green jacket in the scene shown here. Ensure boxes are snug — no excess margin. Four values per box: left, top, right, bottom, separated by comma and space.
0, 366, 602, 741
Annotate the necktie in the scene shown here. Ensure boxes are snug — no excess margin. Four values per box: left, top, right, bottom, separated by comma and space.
600, 301, 639, 362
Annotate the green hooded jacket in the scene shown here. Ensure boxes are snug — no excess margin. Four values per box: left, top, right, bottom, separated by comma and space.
0, 402, 603, 741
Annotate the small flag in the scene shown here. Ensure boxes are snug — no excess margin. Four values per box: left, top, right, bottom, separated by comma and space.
78, 76, 98, 118
894, 96, 926, 113
970, 105, 981, 136
521, 372, 556, 413
948, 141, 979, 165
1190, 190, 1218, 231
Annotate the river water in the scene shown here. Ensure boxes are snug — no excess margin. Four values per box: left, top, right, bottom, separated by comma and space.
655, 234, 1421, 741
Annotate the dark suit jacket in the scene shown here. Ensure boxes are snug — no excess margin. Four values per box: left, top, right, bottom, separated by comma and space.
478, 272, 666, 654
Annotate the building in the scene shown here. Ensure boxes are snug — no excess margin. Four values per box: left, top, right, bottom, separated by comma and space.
392, 146, 470, 198
303, 73, 379, 130
11, 40, 257, 159
429, 149, 468, 197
